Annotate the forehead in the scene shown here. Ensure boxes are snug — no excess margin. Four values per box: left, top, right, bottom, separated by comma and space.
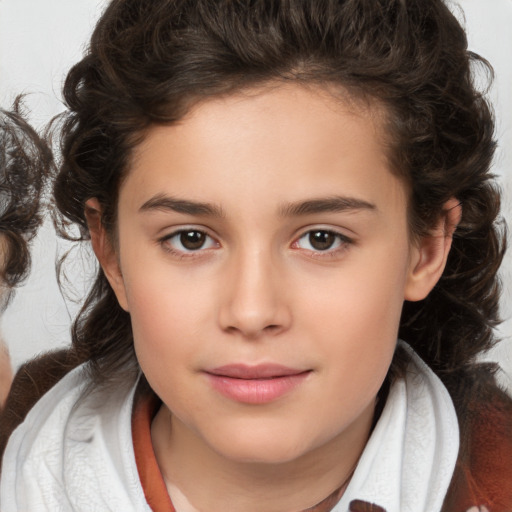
132, 82, 390, 159
125, 83, 406, 220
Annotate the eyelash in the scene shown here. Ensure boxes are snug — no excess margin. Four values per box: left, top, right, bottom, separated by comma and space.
291, 229, 353, 258
159, 229, 219, 258
158, 228, 353, 259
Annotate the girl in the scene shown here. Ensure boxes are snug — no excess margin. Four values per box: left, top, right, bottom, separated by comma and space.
0, 103, 50, 408
1, 0, 511, 510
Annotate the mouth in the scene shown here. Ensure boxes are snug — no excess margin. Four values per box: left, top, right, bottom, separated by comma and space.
204, 364, 312, 404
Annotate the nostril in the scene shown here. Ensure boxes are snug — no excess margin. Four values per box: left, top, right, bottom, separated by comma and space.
223, 322, 283, 338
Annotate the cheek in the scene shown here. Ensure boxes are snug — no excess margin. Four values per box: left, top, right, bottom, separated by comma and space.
121, 260, 213, 372
302, 243, 409, 332
299, 246, 410, 382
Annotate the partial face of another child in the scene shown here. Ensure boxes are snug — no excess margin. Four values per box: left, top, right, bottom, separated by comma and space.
93, 83, 451, 466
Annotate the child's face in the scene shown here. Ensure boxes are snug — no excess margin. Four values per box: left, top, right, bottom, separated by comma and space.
104, 84, 431, 465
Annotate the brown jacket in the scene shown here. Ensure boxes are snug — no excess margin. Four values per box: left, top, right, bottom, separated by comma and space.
1, 351, 511, 512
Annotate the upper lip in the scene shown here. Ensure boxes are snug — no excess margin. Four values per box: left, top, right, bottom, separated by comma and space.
205, 364, 309, 379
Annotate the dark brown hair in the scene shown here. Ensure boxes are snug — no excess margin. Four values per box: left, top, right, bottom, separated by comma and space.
54, 0, 506, 387
0, 100, 50, 299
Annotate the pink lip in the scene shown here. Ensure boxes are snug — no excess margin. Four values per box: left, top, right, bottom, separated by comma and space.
204, 364, 311, 404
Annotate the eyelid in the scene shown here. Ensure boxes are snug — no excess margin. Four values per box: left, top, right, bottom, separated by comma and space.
291, 227, 354, 255
159, 226, 220, 256
157, 225, 353, 259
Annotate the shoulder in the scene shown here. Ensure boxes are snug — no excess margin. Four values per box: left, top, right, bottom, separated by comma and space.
443, 365, 512, 512
0, 361, 90, 509
0, 359, 148, 511
0, 348, 82, 462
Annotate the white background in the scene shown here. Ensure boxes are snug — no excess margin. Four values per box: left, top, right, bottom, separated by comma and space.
0, 0, 511, 388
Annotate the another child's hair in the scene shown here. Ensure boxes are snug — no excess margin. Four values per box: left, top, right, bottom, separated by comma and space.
0, 100, 50, 297
54, 0, 505, 387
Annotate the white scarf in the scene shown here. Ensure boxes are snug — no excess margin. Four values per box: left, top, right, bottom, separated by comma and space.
333, 343, 459, 512
0, 343, 458, 512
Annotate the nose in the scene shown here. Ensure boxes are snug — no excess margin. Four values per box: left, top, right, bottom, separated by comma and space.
218, 248, 292, 339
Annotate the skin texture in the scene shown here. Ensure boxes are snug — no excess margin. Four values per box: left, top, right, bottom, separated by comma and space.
0, 340, 12, 408
0, 237, 13, 408
87, 83, 459, 512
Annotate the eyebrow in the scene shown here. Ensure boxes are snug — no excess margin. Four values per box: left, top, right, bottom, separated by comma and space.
139, 194, 224, 217
279, 196, 377, 216
139, 194, 376, 218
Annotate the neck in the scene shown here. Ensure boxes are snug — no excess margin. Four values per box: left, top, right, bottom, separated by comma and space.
151, 402, 374, 512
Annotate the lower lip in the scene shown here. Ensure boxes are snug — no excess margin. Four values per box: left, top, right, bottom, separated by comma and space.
205, 372, 311, 404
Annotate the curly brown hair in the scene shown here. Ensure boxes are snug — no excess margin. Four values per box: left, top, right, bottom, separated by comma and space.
0, 100, 50, 299
54, 0, 506, 387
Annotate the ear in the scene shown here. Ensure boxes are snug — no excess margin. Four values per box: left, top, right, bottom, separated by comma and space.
85, 198, 129, 311
404, 198, 462, 302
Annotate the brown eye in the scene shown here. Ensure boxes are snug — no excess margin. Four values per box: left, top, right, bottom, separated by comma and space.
180, 230, 206, 250
294, 229, 350, 253
163, 229, 217, 253
308, 230, 337, 251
